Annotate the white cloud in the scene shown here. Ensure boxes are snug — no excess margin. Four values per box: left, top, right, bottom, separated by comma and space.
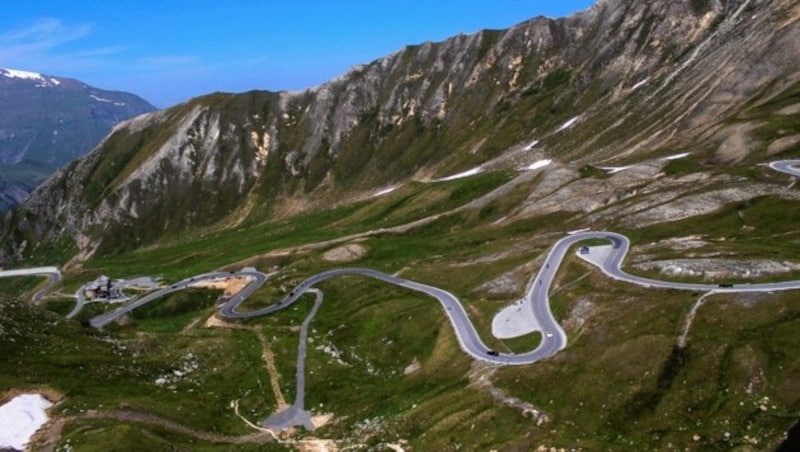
0, 18, 200, 93
0, 18, 105, 72
0, 18, 92, 54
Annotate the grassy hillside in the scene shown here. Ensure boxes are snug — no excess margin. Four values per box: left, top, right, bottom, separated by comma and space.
2, 168, 798, 450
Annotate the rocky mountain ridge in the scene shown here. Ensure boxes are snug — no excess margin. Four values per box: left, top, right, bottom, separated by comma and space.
3, 0, 800, 263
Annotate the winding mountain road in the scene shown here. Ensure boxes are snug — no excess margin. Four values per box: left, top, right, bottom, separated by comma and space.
3, 159, 799, 431
7, 159, 800, 364
88, 270, 268, 328
88, 231, 800, 366
0, 266, 61, 302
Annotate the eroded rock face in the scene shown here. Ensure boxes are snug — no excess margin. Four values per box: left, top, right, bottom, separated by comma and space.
634, 259, 800, 280
3, 0, 800, 261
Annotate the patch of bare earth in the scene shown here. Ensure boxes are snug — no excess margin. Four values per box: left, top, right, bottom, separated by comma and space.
204, 314, 234, 329
180, 276, 254, 333
322, 243, 368, 263
0, 387, 63, 405
295, 439, 339, 452
767, 135, 800, 156
311, 413, 334, 429
191, 276, 252, 297
715, 123, 759, 163
780, 0, 800, 29
254, 330, 289, 410
203, 317, 288, 412
403, 358, 421, 375
778, 103, 800, 115
467, 361, 549, 425
180, 315, 206, 333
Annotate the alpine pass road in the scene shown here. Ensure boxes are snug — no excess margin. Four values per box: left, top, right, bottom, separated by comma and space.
28, 160, 800, 362
0, 266, 61, 302
88, 231, 800, 366
88, 269, 268, 328
768, 159, 800, 177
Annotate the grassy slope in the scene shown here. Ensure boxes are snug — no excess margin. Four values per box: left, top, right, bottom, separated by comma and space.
3, 167, 800, 450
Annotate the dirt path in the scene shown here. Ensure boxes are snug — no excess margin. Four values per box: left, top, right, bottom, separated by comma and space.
255, 329, 289, 410
33, 410, 276, 451
678, 291, 715, 348
204, 315, 288, 410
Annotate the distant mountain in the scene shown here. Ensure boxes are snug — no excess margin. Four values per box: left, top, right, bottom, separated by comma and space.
0, 68, 156, 210
3, 2, 800, 449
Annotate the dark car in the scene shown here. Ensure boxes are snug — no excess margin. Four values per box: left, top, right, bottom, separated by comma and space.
487, 350, 499, 356
719, 283, 733, 288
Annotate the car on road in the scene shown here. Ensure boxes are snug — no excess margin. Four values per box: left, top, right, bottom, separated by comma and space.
487, 350, 499, 356
719, 283, 734, 288
546, 332, 553, 338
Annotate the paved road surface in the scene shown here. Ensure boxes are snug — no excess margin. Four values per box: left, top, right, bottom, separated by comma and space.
260, 289, 322, 431
768, 160, 800, 177
89, 270, 267, 328
91, 231, 800, 365
0, 266, 61, 302
6, 159, 799, 430
4, 157, 800, 362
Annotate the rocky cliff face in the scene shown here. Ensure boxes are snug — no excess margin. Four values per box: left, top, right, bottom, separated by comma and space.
3, 0, 799, 262
0, 68, 156, 210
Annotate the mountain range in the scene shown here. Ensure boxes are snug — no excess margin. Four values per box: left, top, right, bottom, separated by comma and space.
0, 68, 155, 211
3, 0, 799, 262
1, 0, 800, 449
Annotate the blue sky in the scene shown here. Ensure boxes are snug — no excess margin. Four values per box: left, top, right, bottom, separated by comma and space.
0, 1, 595, 108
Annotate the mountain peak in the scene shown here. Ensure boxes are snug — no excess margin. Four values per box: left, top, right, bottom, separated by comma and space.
0, 67, 61, 88
0, 68, 156, 211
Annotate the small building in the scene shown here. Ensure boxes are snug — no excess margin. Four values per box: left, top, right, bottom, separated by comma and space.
83, 275, 122, 300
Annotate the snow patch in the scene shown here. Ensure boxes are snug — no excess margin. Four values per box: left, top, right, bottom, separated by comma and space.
1, 68, 44, 81
556, 116, 580, 132
431, 167, 483, 182
631, 78, 650, 91
598, 166, 632, 174
1, 68, 60, 88
662, 152, 691, 161
373, 186, 398, 197
90, 94, 112, 103
524, 159, 552, 171
492, 299, 541, 339
0, 394, 53, 451
523, 139, 539, 151
567, 228, 590, 235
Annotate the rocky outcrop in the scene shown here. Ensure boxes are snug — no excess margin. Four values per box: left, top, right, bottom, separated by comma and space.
634, 259, 800, 280
3, 0, 800, 262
